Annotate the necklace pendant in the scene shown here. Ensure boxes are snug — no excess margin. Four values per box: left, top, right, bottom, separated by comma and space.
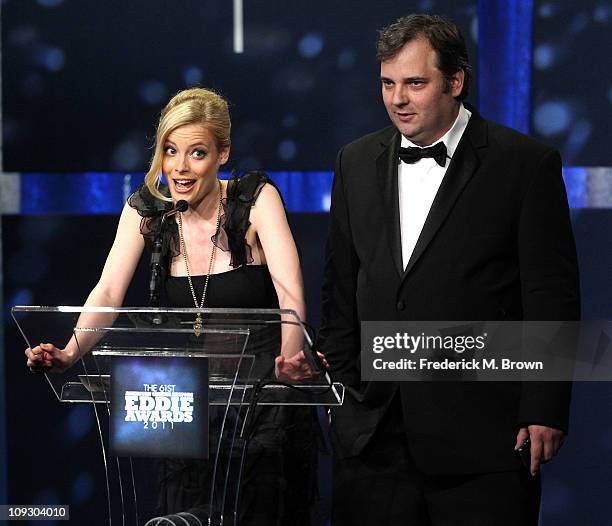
179, 181, 221, 339
194, 313, 203, 337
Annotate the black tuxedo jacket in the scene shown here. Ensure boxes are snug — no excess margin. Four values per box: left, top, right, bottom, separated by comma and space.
318, 107, 580, 475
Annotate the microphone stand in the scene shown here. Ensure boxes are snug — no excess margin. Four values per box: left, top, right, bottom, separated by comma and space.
148, 200, 188, 323
148, 230, 164, 309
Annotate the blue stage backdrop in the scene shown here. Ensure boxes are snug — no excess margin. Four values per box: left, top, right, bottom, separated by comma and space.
14, 169, 608, 215
2, 0, 478, 173
3, 1, 612, 524
531, 0, 612, 165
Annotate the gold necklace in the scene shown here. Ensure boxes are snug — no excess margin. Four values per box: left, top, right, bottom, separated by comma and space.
177, 180, 222, 337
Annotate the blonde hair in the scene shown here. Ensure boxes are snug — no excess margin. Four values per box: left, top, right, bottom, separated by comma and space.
145, 87, 231, 201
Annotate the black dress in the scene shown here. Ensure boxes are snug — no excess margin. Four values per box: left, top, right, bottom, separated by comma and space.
128, 172, 317, 526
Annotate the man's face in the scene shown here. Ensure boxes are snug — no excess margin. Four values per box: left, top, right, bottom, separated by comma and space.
380, 38, 464, 146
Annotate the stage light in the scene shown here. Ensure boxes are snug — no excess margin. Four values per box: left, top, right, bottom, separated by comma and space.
538, 2, 556, 18
71, 472, 95, 503
534, 43, 556, 70
182, 65, 203, 87
112, 138, 144, 172
282, 114, 298, 128
66, 406, 94, 442
139, 80, 167, 106
337, 49, 356, 71
298, 33, 324, 59
533, 100, 571, 137
37, 0, 64, 7
594, 4, 612, 23
278, 140, 297, 162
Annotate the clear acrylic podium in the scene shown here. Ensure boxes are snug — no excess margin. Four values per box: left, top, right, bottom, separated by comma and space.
12, 306, 344, 526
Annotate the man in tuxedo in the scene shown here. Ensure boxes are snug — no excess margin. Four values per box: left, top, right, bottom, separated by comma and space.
318, 14, 580, 525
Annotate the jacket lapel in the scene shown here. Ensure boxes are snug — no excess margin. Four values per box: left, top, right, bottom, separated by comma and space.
375, 128, 404, 278
402, 109, 488, 279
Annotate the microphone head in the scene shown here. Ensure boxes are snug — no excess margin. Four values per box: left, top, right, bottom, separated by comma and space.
176, 200, 188, 212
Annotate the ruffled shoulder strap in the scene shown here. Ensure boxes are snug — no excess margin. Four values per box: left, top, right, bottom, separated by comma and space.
214, 170, 282, 268
127, 183, 181, 260
127, 183, 172, 218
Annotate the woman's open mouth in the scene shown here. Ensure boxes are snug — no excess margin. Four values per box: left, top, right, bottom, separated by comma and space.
173, 179, 196, 192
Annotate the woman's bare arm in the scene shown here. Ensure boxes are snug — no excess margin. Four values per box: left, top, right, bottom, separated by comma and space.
250, 183, 306, 359
26, 202, 145, 372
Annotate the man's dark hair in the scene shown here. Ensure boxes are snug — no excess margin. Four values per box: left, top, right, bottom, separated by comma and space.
376, 14, 472, 101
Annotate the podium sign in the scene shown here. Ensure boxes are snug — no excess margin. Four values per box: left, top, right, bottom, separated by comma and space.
110, 355, 209, 459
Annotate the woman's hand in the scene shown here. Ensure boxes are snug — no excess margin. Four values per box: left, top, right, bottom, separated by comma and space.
274, 350, 329, 382
25, 343, 77, 374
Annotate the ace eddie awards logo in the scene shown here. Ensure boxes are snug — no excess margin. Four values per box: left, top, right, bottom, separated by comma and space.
124, 383, 194, 430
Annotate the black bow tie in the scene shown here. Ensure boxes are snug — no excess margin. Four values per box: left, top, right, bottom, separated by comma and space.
399, 142, 447, 167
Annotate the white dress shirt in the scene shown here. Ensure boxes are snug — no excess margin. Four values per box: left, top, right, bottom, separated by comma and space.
398, 104, 472, 269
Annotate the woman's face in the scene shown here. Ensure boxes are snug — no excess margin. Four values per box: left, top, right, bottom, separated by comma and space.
162, 123, 229, 207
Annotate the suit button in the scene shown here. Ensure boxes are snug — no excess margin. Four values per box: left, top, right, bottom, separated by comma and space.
397, 300, 405, 311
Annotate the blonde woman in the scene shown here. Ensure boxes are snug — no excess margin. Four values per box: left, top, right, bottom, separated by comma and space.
26, 87, 320, 524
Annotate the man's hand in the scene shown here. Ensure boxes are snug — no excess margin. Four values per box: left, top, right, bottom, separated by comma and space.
515, 425, 564, 477
274, 350, 328, 382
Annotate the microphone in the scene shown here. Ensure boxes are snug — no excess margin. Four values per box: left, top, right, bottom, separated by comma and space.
163, 199, 188, 219
149, 200, 189, 310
